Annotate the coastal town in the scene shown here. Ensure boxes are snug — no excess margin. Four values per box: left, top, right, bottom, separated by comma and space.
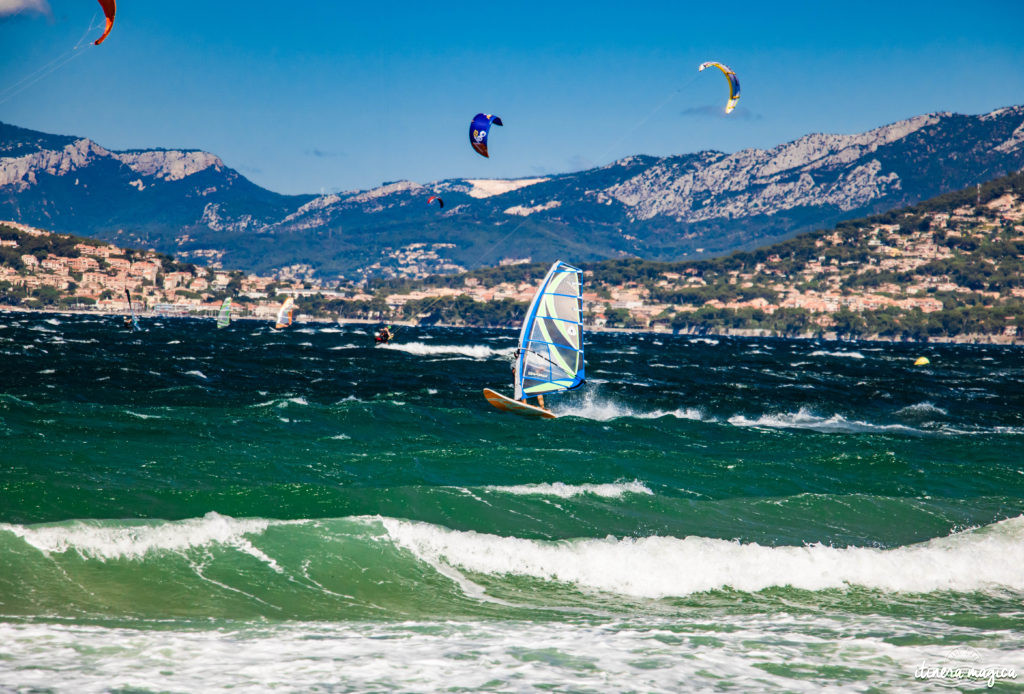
0, 220, 346, 320
1, 172, 1022, 341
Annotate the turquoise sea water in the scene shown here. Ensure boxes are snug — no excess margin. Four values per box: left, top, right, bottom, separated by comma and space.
1, 311, 1023, 691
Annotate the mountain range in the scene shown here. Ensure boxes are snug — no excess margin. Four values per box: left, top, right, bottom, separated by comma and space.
2, 105, 1023, 279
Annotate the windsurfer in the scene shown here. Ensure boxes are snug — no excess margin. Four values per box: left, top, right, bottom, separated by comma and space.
512, 349, 546, 410
375, 326, 393, 344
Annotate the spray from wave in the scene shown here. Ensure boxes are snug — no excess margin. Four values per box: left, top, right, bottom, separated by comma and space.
555, 390, 704, 422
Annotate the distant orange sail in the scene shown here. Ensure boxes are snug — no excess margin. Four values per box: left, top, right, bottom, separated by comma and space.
274, 297, 295, 330
93, 0, 116, 46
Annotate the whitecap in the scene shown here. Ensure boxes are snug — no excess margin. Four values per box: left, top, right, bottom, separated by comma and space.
481, 480, 653, 499
809, 350, 865, 359
380, 342, 514, 360
728, 408, 917, 435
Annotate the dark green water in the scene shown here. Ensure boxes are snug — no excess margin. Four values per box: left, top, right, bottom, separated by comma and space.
1, 311, 1022, 691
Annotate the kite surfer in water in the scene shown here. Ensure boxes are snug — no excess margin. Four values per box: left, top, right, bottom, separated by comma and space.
375, 326, 393, 345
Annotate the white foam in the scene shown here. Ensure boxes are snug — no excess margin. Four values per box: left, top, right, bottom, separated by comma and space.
481, 480, 653, 499
184, 370, 208, 379
810, 350, 865, 359
728, 407, 917, 434
8, 614, 1015, 694
380, 515, 1024, 598
379, 341, 514, 360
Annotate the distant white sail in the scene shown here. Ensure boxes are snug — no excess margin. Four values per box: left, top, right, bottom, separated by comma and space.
216, 296, 232, 329
217, 298, 232, 329
513, 260, 585, 401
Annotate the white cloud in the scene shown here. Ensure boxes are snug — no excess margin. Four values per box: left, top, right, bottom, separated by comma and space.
0, 0, 50, 17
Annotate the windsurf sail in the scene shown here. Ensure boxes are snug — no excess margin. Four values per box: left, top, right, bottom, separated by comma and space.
274, 297, 295, 330
217, 297, 232, 329
125, 288, 139, 331
513, 260, 585, 401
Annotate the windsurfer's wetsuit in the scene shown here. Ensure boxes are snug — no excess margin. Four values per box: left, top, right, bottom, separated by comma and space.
375, 327, 392, 344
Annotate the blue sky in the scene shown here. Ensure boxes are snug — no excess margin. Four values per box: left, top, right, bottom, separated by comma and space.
2, 1, 1023, 195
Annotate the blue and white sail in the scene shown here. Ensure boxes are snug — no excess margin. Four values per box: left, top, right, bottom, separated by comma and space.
513, 260, 585, 401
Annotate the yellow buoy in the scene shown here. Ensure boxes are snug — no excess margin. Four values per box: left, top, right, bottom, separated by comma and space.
914, 356, 930, 366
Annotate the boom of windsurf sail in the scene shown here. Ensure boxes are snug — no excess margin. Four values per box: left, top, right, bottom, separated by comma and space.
513, 260, 585, 401
217, 298, 232, 329
274, 297, 295, 330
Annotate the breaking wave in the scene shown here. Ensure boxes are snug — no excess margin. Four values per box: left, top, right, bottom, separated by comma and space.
381, 515, 1024, 598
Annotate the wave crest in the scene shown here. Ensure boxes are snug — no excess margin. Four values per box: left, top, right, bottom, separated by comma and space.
0, 512, 275, 561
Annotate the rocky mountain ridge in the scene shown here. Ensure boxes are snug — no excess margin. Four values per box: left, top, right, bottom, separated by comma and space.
1, 106, 1022, 278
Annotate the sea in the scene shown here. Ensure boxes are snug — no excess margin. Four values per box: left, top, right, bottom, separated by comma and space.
1, 310, 1022, 692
